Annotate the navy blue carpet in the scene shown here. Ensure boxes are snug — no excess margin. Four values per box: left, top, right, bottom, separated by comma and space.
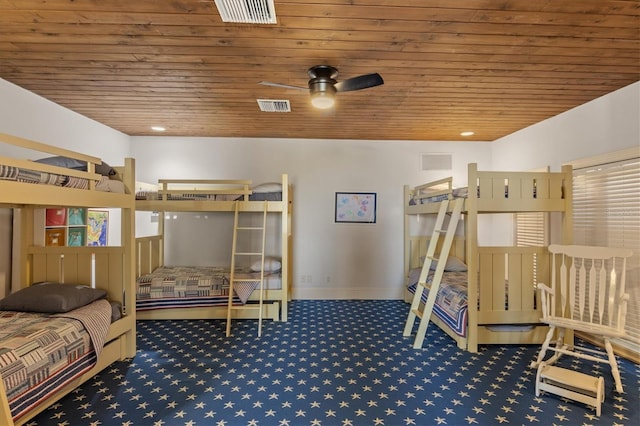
31, 300, 639, 425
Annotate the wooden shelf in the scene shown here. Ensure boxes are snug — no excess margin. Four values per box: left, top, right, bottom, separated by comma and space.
45, 207, 87, 246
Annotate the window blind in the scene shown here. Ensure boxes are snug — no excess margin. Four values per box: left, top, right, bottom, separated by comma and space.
515, 212, 547, 247
515, 212, 547, 286
573, 156, 640, 354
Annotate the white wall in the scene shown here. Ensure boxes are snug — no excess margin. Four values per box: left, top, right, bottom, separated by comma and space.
491, 81, 640, 245
492, 82, 639, 171
0, 78, 132, 292
0, 79, 130, 162
131, 137, 492, 299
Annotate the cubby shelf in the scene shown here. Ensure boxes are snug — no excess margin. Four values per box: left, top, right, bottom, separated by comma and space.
45, 207, 87, 246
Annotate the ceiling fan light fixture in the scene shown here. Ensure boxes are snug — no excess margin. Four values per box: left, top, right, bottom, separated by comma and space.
310, 91, 335, 109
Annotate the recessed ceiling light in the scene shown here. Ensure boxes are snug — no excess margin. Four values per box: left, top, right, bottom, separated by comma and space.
151, 126, 166, 132
460, 131, 474, 137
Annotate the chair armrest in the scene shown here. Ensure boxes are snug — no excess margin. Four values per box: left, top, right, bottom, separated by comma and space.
536, 283, 553, 295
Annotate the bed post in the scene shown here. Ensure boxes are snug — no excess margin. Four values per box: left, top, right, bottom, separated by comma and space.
280, 173, 290, 321
122, 158, 136, 358
403, 185, 412, 297
561, 164, 573, 245
16, 207, 34, 292
0, 376, 12, 425
466, 163, 479, 353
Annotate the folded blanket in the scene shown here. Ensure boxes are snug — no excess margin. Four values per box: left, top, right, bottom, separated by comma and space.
53, 299, 112, 356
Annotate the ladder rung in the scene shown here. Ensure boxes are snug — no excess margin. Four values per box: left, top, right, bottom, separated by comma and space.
434, 229, 447, 233
411, 309, 423, 319
235, 252, 262, 256
237, 226, 265, 230
426, 255, 439, 262
418, 282, 431, 289
229, 305, 261, 311
232, 278, 262, 283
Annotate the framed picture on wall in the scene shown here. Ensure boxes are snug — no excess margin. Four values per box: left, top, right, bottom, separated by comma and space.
87, 210, 109, 246
335, 192, 377, 223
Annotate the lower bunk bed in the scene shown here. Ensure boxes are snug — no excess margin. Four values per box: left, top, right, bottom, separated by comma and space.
135, 235, 284, 321
0, 246, 135, 426
405, 236, 551, 351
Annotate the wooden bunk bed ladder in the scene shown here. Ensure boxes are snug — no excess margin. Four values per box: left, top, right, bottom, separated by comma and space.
403, 198, 464, 349
226, 201, 268, 337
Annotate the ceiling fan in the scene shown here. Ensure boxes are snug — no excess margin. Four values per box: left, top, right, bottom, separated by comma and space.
259, 65, 384, 109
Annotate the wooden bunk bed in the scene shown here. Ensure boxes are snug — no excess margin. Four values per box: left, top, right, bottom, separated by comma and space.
404, 163, 573, 353
135, 175, 293, 322
0, 133, 136, 425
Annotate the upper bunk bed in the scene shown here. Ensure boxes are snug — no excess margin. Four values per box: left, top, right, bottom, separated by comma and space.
0, 133, 136, 425
406, 163, 570, 215
0, 132, 134, 210
134, 174, 293, 322
403, 163, 573, 353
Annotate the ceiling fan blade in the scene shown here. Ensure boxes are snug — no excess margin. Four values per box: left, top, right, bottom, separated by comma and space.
259, 81, 307, 91
334, 73, 384, 92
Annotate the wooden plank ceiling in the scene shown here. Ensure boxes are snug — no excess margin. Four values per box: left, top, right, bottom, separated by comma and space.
0, 0, 638, 141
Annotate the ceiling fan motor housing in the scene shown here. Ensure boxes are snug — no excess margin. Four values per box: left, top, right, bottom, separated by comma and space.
307, 65, 338, 95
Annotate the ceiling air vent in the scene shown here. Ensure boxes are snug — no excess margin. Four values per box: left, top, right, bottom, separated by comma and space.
257, 99, 291, 112
215, 0, 277, 24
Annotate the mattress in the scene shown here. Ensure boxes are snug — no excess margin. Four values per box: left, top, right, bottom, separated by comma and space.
135, 266, 280, 311
0, 299, 112, 421
407, 270, 468, 337
409, 187, 468, 205
135, 191, 282, 201
0, 165, 124, 193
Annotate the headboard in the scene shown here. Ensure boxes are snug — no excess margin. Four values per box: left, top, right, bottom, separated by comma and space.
135, 235, 164, 277
27, 246, 128, 307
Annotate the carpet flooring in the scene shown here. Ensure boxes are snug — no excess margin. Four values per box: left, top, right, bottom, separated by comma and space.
30, 300, 639, 425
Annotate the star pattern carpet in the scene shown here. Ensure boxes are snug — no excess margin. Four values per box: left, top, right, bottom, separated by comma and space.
29, 300, 639, 426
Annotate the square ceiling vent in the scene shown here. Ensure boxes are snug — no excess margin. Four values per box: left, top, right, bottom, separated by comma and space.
257, 99, 291, 112
215, 0, 277, 24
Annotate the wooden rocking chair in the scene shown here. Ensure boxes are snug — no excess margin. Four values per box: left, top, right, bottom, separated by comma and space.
531, 244, 633, 394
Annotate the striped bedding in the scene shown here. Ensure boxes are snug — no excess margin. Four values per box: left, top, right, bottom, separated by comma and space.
135, 191, 282, 201
0, 164, 89, 189
407, 270, 468, 337
0, 299, 112, 421
136, 266, 261, 311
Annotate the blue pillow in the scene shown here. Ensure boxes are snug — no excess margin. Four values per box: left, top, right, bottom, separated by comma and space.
35, 156, 116, 176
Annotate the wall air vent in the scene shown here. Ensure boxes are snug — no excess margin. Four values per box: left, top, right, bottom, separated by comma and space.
421, 153, 453, 171
215, 0, 277, 24
257, 99, 291, 112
